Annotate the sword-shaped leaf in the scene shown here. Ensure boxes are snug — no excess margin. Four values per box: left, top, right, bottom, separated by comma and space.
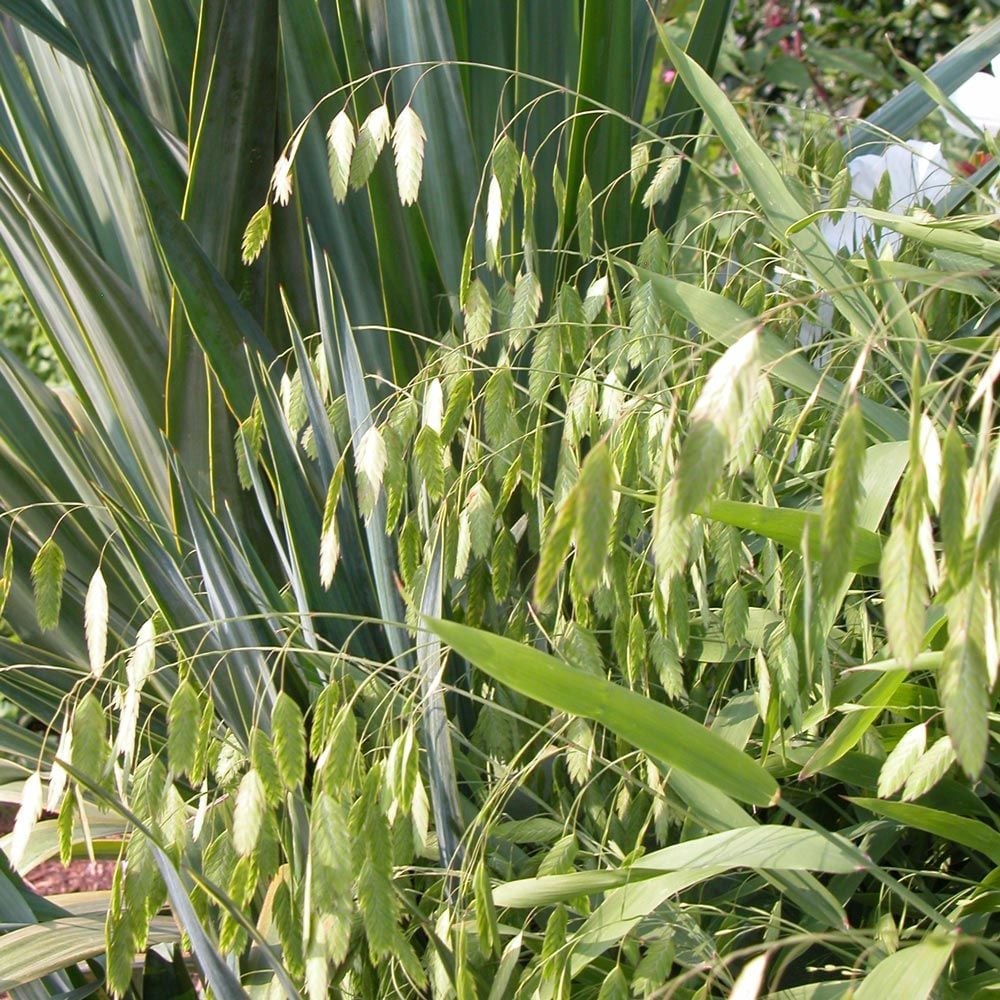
426, 617, 780, 807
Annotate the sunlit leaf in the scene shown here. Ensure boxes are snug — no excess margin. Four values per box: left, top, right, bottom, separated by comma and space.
427, 618, 780, 807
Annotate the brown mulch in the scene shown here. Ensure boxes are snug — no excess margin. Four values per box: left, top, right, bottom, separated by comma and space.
23, 858, 117, 894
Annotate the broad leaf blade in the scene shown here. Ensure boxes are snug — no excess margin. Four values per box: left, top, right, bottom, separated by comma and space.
417, 533, 465, 875
426, 617, 780, 807
0, 0, 80, 60
0, 916, 179, 991
151, 846, 251, 1000
383, 0, 478, 288
849, 798, 1000, 865
703, 498, 883, 574
853, 935, 954, 1000
166, 0, 279, 497
652, 0, 732, 231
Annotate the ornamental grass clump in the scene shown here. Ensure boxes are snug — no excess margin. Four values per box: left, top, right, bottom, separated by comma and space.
0, 3, 997, 997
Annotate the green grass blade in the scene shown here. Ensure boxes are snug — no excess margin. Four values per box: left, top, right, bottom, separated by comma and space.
798, 670, 908, 779
0, 717, 48, 762
567, 870, 726, 978
0, 850, 68, 924
418, 533, 465, 876
145, 0, 197, 117
0, 150, 166, 439
107, 495, 279, 740
0, 642, 82, 724
150, 846, 251, 1000
182, 1, 277, 296
172, 479, 282, 742
630, 2, 656, 123
426, 617, 780, 807
51, 1, 185, 205
0, 916, 179, 992
768, 985, 864, 1000
382, 0, 479, 289
562, 0, 632, 251
284, 299, 338, 483
789, 206, 1000, 265
83, 2, 186, 138
852, 935, 954, 1000
496, 826, 859, 910
653, 0, 733, 231
848, 798, 1000, 865
314, 246, 410, 668
513, 0, 580, 263
0, 0, 81, 61
665, 767, 855, 932
279, 307, 390, 662
166, 1, 280, 494
452, 0, 514, 165
0, 359, 169, 673
244, 363, 325, 653
703, 498, 884, 574
635, 826, 859, 873
52, 1, 271, 419
857, 441, 909, 532
279, 0, 411, 370
0, 35, 94, 237
494, 869, 664, 908
12, 30, 174, 330
0, 250, 170, 543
